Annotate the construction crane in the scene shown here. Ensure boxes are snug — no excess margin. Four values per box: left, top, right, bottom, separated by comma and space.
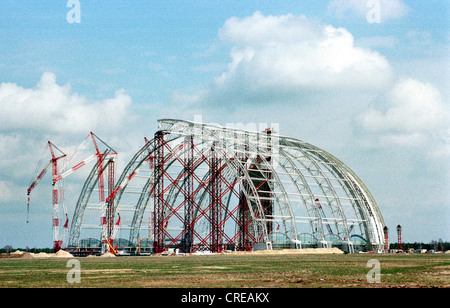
102, 213, 121, 255
27, 132, 117, 252
27, 141, 67, 252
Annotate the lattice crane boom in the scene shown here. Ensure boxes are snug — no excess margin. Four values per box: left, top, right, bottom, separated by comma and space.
26, 142, 66, 205
26, 160, 51, 223
53, 154, 97, 184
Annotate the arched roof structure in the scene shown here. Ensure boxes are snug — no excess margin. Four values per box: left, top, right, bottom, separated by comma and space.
69, 119, 385, 253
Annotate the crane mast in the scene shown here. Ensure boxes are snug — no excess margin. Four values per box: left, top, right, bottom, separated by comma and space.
27, 141, 67, 252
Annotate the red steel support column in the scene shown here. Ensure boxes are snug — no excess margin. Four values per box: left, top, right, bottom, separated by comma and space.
210, 142, 222, 253
153, 131, 165, 253
396, 224, 404, 251
383, 226, 389, 253
183, 135, 194, 253
107, 158, 115, 251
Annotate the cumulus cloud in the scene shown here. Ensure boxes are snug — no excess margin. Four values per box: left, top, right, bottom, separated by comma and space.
328, 0, 409, 21
0, 72, 133, 134
0, 72, 140, 193
0, 180, 14, 202
359, 78, 450, 150
179, 11, 393, 106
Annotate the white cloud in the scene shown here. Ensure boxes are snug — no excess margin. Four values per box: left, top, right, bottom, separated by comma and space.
359, 78, 450, 149
356, 35, 398, 49
0, 180, 14, 202
0, 72, 133, 135
0, 72, 142, 201
181, 12, 393, 106
328, 0, 409, 21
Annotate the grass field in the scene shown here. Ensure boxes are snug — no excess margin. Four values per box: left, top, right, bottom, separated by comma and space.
0, 253, 448, 288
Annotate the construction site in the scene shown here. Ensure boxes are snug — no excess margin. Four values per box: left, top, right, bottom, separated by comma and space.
26, 119, 388, 256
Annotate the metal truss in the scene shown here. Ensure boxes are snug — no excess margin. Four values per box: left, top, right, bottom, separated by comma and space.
69, 119, 386, 253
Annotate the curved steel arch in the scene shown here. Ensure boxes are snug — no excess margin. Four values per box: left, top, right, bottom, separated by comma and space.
279, 139, 352, 243
68, 151, 113, 247
71, 118, 385, 252
68, 159, 100, 247
284, 137, 385, 248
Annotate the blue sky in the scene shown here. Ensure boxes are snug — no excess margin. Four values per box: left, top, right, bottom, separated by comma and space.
0, 1, 448, 248
2, 1, 447, 105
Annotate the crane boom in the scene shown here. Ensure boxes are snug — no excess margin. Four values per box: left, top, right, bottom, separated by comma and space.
27, 161, 51, 196
26, 161, 51, 223
27, 142, 66, 226
53, 154, 97, 184
106, 169, 139, 203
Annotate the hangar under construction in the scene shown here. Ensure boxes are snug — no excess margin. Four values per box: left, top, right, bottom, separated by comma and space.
27, 119, 386, 255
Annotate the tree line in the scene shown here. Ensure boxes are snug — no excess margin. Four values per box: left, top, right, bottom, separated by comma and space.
389, 240, 449, 252
2, 240, 449, 254
1, 246, 54, 254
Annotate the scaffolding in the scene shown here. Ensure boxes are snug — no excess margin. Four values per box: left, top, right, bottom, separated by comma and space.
62, 119, 385, 253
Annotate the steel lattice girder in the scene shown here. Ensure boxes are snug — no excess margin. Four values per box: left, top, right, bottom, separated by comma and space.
70, 119, 385, 252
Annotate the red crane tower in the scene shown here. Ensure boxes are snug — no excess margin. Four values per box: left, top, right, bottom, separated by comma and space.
383, 226, 389, 253
396, 224, 404, 252
27, 141, 67, 252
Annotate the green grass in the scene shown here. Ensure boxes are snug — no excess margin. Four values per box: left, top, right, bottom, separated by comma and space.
0, 253, 448, 288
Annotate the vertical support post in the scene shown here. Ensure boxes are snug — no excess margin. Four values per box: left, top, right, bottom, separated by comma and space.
52, 184, 61, 252
48, 141, 66, 252
237, 140, 252, 251
383, 226, 389, 253
95, 136, 106, 253
51, 157, 61, 252
263, 129, 273, 237
153, 131, 165, 253
396, 225, 404, 252
106, 158, 115, 252
237, 191, 251, 251
99, 156, 108, 254
183, 135, 194, 253
97, 156, 105, 204
210, 141, 222, 253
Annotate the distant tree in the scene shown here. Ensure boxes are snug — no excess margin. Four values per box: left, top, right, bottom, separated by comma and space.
438, 238, 444, 252
431, 240, 437, 251
3, 245, 13, 253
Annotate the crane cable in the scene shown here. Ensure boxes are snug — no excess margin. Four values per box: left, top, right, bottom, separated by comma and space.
27, 143, 49, 223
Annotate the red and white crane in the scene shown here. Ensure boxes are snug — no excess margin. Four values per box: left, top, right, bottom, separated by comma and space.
27, 141, 67, 252
104, 213, 121, 255
27, 132, 118, 252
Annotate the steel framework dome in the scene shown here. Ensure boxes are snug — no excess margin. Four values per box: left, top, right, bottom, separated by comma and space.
68, 119, 385, 253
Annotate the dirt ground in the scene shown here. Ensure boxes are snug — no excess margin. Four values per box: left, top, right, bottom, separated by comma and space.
0, 250, 448, 288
